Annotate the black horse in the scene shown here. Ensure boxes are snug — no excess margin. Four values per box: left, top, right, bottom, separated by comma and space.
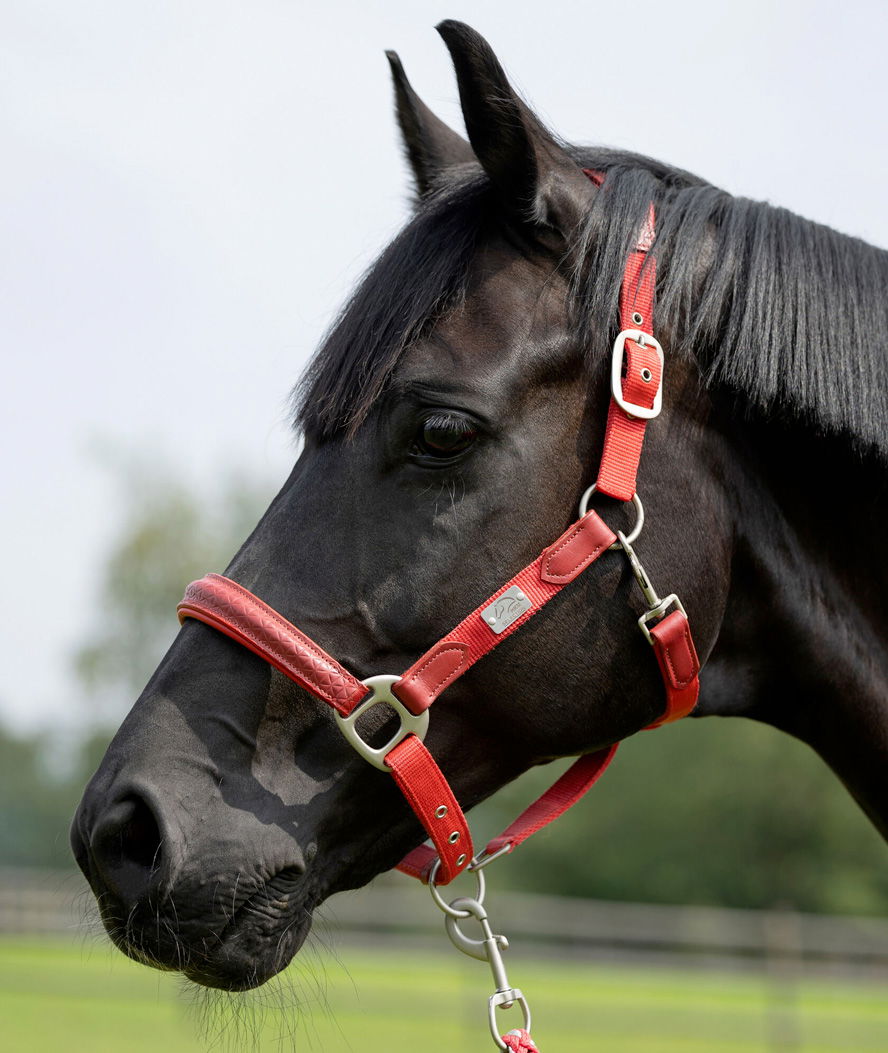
72, 21, 888, 993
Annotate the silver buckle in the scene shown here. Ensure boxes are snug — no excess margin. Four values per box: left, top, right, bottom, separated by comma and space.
334, 674, 428, 771
610, 328, 664, 420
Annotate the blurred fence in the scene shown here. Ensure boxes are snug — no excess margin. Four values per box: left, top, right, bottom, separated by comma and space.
4, 866, 888, 980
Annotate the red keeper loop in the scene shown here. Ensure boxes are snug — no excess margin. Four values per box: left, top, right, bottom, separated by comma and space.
646, 610, 701, 727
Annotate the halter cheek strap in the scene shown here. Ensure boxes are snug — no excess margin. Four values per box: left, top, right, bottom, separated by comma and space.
584, 169, 662, 501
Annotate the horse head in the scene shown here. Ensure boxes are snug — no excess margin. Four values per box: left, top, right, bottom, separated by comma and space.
73, 21, 757, 991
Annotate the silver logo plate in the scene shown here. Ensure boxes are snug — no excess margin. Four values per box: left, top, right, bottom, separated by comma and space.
481, 585, 532, 635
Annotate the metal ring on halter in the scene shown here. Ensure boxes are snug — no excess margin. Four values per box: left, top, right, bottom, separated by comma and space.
578, 483, 644, 548
428, 857, 487, 918
334, 674, 428, 771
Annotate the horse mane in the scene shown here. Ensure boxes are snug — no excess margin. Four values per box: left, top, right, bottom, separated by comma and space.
296, 147, 888, 458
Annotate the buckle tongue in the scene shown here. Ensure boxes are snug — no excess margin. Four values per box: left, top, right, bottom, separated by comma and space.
335, 674, 429, 770
610, 328, 664, 420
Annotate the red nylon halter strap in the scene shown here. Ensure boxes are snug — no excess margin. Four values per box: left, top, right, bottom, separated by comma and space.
584, 169, 661, 501
393, 511, 617, 714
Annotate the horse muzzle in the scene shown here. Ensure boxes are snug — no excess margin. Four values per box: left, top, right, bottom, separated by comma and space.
70, 771, 315, 990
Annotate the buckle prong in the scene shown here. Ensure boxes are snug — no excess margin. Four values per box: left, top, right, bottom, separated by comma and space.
611, 328, 664, 420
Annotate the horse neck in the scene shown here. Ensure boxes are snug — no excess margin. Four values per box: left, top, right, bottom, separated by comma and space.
701, 398, 888, 836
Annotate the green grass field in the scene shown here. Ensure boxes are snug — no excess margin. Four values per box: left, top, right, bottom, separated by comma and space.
3, 937, 888, 1052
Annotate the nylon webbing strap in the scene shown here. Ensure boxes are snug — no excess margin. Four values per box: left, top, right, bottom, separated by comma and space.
393, 511, 616, 714
397, 744, 619, 880
596, 247, 659, 500
386, 735, 473, 881
483, 744, 618, 856
584, 168, 661, 501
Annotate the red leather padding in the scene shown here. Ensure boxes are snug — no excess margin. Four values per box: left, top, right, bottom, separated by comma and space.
385, 734, 473, 884
646, 610, 701, 727
177, 573, 368, 715
541, 512, 617, 583
393, 512, 616, 714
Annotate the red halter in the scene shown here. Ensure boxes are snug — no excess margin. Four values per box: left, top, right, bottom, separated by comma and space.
177, 175, 700, 887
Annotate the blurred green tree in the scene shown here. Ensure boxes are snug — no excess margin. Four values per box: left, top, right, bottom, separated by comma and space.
473, 716, 888, 914
0, 454, 274, 872
74, 455, 275, 710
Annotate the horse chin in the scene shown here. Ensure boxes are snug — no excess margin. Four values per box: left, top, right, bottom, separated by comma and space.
96, 865, 316, 992
182, 910, 314, 991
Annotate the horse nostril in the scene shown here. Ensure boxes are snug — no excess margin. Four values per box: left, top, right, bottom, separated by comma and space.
89, 794, 165, 904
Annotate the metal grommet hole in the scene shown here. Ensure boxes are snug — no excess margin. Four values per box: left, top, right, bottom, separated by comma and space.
435, 805, 448, 819
456, 853, 467, 867
448, 831, 460, 844
640, 368, 653, 383
632, 311, 644, 325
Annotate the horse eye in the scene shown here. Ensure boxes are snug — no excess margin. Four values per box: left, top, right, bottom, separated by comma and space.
414, 413, 478, 459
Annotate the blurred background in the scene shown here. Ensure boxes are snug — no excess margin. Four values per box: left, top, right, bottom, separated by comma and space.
3, 1, 888, 1050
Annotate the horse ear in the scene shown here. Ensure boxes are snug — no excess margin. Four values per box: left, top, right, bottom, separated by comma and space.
436, 20, 596, 241
386, 50, 476, 199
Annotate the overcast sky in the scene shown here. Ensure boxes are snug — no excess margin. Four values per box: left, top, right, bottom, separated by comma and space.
3, 0, 887, 734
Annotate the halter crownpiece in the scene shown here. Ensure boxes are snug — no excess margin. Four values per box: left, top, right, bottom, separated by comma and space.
177, 173, 700, 1049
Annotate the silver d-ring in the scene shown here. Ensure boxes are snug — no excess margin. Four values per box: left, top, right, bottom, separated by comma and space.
578, 483, 644, 549
428, 857, 486, 918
